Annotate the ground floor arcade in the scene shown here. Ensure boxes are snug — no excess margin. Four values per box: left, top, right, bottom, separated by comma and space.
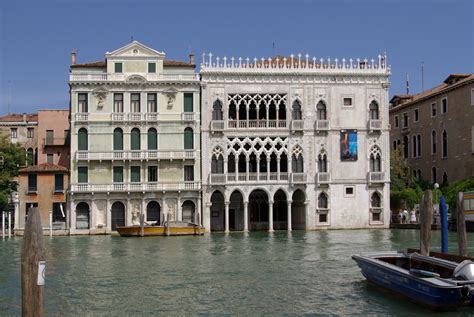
69, 191, 201, 234
204, 186, 307, 232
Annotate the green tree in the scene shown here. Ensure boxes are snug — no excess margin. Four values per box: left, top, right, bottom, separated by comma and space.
390, 149, 410, 192
0, 135, 26, 211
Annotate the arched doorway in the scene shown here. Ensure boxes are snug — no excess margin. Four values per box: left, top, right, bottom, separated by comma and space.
182, 200, 196, 223
249, 189, 269, 231
76, 202, 90, 229
111, 201, 125, 231
147, 201, 160, 224
273, 189, 288, 230
229, 190, 244, 231
291, 189, 306, 230
210, 191, 225, 232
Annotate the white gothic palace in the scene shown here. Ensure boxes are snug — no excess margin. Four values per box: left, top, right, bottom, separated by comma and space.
200, 53, 391, 232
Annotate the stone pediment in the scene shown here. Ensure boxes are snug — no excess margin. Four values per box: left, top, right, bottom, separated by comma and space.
126, 74, 147, 84
105, 41, 165, 58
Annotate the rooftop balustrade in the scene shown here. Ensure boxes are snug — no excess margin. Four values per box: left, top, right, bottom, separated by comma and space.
69, 73, 199, 82
201, 53, 390, 74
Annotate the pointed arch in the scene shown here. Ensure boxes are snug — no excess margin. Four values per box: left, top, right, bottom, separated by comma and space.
369, 100, 379, 120
211, 147, 224, 174
291, 145, 304, 173
369, 146, 382, 172
292, 99, 302, 120
318, 150, 328, 173
212, 99, 223, 120
316, 100, 327, 120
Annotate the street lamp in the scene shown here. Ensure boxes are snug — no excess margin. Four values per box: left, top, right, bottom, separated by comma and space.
434, 183, 440, 224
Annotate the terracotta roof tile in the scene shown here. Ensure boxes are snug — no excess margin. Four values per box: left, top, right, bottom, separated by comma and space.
390, 73, 474, 112
0, 113, 38, 123
70, 60, 195, 68
19, 163, 68, 173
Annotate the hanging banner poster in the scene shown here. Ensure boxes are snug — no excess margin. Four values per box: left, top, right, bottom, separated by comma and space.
340, 130, 358, 161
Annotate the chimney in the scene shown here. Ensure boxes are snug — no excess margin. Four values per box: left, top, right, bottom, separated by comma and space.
23, 113, 27, 122
71, 50, 77, 65
189, 53, 195, 65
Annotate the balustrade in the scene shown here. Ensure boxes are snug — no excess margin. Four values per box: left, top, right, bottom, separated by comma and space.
201, 53, 389, 73
181, 112, 197, 121
75, 113, 89, 122
368, 172, 385, 183
69, 73, 199, 82
315, 120, 329, 131
369, 119, 382, 131
75, 150, 196, 161
290, 120, 304, 132
291, 173, 307, 184
71, 181, 201, 192
209, 172, 295, 184
226, 119, 287, 129
316, 172, 331, 185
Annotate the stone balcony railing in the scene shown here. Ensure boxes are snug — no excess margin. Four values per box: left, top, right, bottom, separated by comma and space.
227, 120, 287, 129
369, 119, 382, 131
75, 112, 198, 123
69, 73, 199, 82
290, 120, 304, 132
315, 120, 329, 132
368, 171, 385, 183
70, 181, 201, 193
209, 172, 290, 184
291, 172, 307, 184
75, 150, 196, 161
316, 172, 330, 185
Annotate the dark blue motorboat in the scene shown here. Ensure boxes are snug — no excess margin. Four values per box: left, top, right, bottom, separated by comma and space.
352, 251, 474, 310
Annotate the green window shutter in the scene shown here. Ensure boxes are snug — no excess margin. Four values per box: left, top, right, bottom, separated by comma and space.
147, 128, 157, 150
184, 93, 193, 112
78, 167, 88, 183
148, 63, 156, 73
184, 128, 193, 150
115, 62, 122, 73
78, 129, 88, 151
55, 174, 64, 191
113, 129, 123, 150
131, 129, 141, 150
46, 130, 54, 145
113, 167, 123, 183
131, 166, 140, 182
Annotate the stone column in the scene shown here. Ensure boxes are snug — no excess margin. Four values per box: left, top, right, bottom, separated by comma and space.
225, 201, 230, 233
70, 201, 76, 234
197, 195, 202, 225
246, 157, 249, 181
161, 197, 166, 224
256, 158, 260, 181
126, 198, 131, 227
141, 199, 146, 222
204, 202, 211, 232
13, 193, 20, 231
235, 159, 239, 180
177, 196, 182, 222
267, 157, 271, 181
106, 198, 111, 233
268, 200, 274, 232
277, 157, 281, 181
287, 200, 293, 231
244, 201, 249, 232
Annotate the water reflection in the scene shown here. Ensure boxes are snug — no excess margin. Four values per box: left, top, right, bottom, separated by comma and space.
0, 230, 472, 315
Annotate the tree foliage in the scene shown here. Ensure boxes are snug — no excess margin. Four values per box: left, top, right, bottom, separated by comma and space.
442, 177, 474, 211
0, 135, 26, 210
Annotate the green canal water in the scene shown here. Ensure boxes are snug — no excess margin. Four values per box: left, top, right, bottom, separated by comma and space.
1, 229, 473, 316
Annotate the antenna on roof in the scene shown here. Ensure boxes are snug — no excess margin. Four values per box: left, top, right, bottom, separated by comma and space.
406, 73, 410, 95
7, 80, 11, 115
272, 42, 275, 56
421, 61, 425, 92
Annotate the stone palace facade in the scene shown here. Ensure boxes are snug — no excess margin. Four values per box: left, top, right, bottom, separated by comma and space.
201, 54, 391, 232
69, 41, 201, 234
68, 41, 391, 234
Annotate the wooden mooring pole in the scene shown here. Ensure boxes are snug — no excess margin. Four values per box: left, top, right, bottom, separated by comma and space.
21, 207, 45, 317
456, 192, 468, 257
419, 190, 433, 256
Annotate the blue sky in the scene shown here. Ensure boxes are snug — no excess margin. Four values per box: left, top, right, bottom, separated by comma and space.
0, 0, 472, 114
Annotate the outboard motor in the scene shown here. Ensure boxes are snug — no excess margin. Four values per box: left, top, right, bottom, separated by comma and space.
454, 260, 474, 281
453, 260, 474, 304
